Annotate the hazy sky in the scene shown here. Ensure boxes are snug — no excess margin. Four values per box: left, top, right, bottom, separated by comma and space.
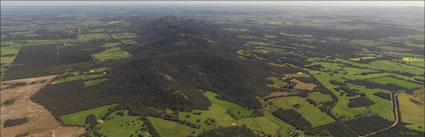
1, 1, 424, 7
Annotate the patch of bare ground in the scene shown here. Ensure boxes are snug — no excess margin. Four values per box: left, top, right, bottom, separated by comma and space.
292, 79, 316, 91
1, 75, 85, 137
264, 91, 290, 99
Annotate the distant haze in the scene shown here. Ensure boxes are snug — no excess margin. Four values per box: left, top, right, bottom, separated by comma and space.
1, 1, 424, 7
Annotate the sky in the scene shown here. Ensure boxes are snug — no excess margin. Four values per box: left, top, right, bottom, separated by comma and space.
1, 1, 424, 7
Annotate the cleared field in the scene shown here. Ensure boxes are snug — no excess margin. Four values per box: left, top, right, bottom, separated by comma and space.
236, 117, 280, 135
93, 47, 132, 61
60, 104, 115, 125
268, 96, 335, 127
148, 116, 194, 137
279, 32, 312, 38
121, 39, 138, 44
53, 70, 106, 84
110, 32, 137, 39
399, 92, 424, 132
98, 110, 151, 137
204, 91, 253, 119
307, 92, 333, 103
0, 75, 85, 137
347, 84, 394, 121
368, 77, 422, 89
349, 56, 376, 61
266, 76, 287, 89
84, 78, 109, 87
102, 42, 121, 47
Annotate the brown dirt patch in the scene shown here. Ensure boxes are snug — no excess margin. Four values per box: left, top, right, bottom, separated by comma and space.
1, 75, 85, 137
264, 92, 290, 99
292, 79, 316, 91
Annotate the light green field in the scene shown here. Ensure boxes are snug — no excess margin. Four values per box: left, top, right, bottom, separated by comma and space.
121, 39, 138, 44
224, 28, 249, 32
89, 67, 108, 73
111, 32, 137, 39
279, 32, 312, 38
266, 76, 287, 89
399, 93, 424, 132
349, 56, 376, 61
84, 78, 109, 87
53, 70, 106, 84
93, 47, 132, 61
204, 91, 253, 120
308, 92, 333, 103
347, 84, 394, 121
309, 71, 368, 120
268, 96, 335, 127
236, 117, 280, 135
368, 77, 422, 89
78, 33, 110, 42
178, 103, 235, 133
98, 110, 151, 137
60, 104, 115, 125
148, 116, 195, 137
102, 42, 121, 48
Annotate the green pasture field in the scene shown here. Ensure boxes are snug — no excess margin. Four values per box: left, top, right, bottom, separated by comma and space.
224, 28, 249, 32
60, 104, 115, 125
368, 77, 422, 89
120, 39, 138, 44
307, 92, 333, 103
309, 70, 368, 121
89, 67, 108, 73
102, 42, 121, 48
98, 110, 151, 137
267, 96, 335, 127
93, 47, 132, 61
53, 70, 106, 84
148, 116, 195, 137
111, 32, 137, 39
84, 78, 109, 87
266, 76, 287, 89
399, 92, 424, 132
204, 91, 253, 120
279, 32, 312, 38
347, 84, 394, 121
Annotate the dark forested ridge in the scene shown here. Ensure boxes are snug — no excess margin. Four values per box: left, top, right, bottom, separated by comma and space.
2, 5, 421, 137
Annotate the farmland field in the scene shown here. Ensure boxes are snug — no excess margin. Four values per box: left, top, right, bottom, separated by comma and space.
1, 2, 424, 137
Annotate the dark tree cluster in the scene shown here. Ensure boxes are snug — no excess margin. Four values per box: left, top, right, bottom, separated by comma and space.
1, 98, 16, 106
272, 109, 312, 130
198, 126, 260, 137
344, 116, 392, 136
373, 92, 391, 100
348, 96, 375, 108
305, 122, 357, 137
3, 117, 29, 128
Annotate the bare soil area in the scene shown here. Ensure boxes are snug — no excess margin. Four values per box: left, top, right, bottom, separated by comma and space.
1, 75, 85, 137
292, 79, 316, 91
264, 91, 290, 99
